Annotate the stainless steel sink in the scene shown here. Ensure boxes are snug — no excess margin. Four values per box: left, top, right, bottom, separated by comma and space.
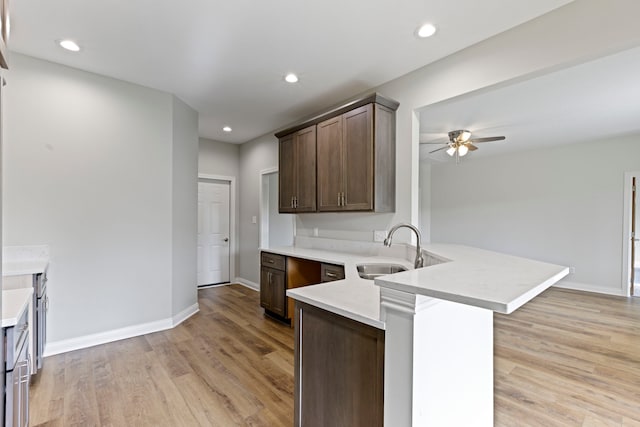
356, 263, 407, 280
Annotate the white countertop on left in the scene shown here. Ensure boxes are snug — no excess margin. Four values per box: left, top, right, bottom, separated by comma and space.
3, 245, 50, 277
3, 260, 49, 276
2, 288, 33, 327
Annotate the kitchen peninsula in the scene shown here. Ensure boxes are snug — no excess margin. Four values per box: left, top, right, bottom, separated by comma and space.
279, 243, 569, 427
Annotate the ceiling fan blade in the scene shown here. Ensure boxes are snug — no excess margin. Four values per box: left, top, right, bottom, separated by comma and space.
420, 142, 448, 145
468, 136, 506, 143
466, 143, 478, 151
429, 146, 449, 154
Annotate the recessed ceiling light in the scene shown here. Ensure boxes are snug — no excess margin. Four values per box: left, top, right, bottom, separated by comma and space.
416, 23, 437, 38
59, 39, 81, 52
222, 126, 232, 132
284, 73, 299, 83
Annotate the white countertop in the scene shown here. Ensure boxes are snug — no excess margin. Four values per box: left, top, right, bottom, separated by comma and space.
2, 288, 33, 327
2, 260, 49, 276
376, 244, 568, 314
270, 246, 412, 329
275, 243, 568, 329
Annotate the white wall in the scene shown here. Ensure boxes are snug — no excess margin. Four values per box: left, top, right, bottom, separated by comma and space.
376, 0, 640, 238
0, 69, 4, 333
198, 137, 240, 178
171, 96, 199, 315
235, 1, 640, 285
3, 54, 198, 346
238, 134, 278, 283
428, 135, 640, 295
268, 172, 294, 247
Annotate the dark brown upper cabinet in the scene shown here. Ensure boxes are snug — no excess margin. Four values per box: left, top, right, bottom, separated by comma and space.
276, 93, 398, 214
279, 125, 317, 213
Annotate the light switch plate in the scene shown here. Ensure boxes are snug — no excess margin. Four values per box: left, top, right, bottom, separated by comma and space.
251, 216, 257, 224
374, 230, 387, 242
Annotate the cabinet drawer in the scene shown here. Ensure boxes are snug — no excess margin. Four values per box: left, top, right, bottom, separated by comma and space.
320, 263, 345, 282
261, 252, 286, 271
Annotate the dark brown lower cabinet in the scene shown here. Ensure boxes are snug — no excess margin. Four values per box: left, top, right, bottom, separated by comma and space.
294, 301, 384, 427
260, 266, 286, 317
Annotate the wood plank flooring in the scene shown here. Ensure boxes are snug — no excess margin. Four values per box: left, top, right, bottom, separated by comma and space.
29, 285, 295, 427
494, 288, 640, 426
30, 285, 640, 426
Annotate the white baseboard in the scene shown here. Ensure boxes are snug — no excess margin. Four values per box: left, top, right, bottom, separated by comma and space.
172, 302, 200, 326
553, 280, 627, 297
44, 303, 200, 357
234, 277, 259, 291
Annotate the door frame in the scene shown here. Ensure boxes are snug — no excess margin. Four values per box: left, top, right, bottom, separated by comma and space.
622, 171, 640, 296
198, 173, 236, 284
259, 167, 296, 248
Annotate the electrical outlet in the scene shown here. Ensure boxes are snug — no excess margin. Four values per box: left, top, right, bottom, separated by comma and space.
374, 230, 387, 242
569, 266, 576, 274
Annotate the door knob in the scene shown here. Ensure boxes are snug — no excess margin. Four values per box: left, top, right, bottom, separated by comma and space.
223, 237, 229, 242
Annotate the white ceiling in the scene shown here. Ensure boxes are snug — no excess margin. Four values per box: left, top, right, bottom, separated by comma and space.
8, 0, 572, 143
419, 45, 640, 161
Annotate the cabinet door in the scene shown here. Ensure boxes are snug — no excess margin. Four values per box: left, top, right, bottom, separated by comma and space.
19, 357, 29, 427
260, 267, 286, 317
295, 302, 384, 427
279, 134, 296, 213
269, 269, 286, 317
316, 116, 343, 211
294, 126, 317, 212
260, 267, 272, 310
342, 104, 373, 211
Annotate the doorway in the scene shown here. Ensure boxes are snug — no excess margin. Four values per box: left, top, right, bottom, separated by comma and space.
623, 172, 640, 297
197, 178, 231, 287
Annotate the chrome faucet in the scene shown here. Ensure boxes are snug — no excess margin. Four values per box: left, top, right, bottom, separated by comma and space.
383, 223, 424, 269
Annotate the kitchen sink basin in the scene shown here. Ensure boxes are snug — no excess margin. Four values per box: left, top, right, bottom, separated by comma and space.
356, 263, 407, 280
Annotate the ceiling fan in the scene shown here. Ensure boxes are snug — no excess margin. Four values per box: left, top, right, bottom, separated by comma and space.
422, 130, 506, 163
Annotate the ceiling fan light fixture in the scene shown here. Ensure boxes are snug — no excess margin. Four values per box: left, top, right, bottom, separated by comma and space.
458, 145, 469, 156
448, 129, 471, 143
446, 146, 456, 156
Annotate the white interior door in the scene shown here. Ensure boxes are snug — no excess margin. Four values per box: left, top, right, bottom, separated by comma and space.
197, 180, 230, 286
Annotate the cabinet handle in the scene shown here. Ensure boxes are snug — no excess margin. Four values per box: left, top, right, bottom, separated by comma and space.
325, 272, 338, 278
294, 196, 298, 208
337, 193, 341, 206
291, 197, 294, 208
342, 192, 346, 206
266, 259, 274, 264
268, 271, 272, 283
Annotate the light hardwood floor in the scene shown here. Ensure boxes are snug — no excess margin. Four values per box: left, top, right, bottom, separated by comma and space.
494, 288, 640, 426
30, 285, 640, 426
